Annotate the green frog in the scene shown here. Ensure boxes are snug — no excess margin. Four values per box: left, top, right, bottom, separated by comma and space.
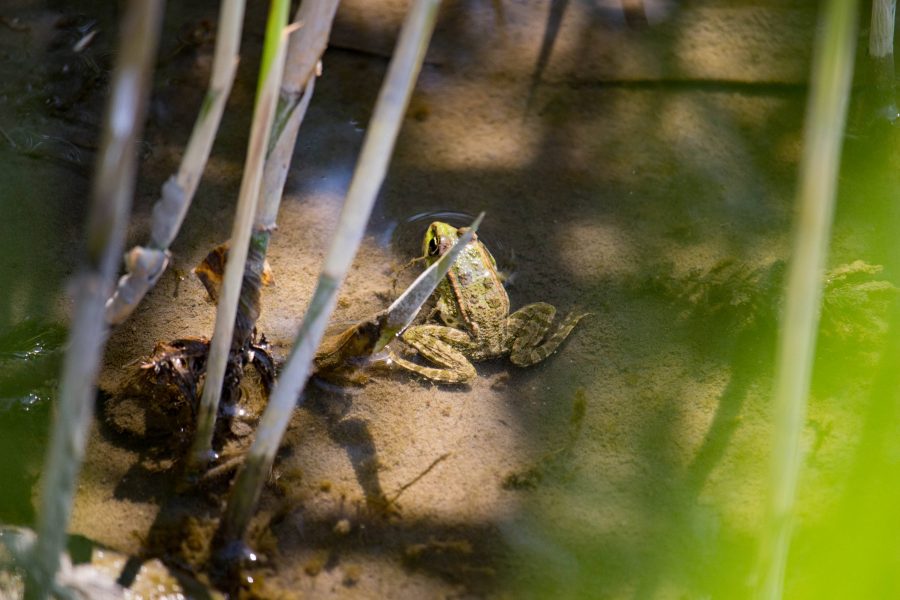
390, 221, 587, 383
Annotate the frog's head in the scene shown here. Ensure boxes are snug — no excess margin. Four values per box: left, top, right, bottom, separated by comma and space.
422, 221, 460, 264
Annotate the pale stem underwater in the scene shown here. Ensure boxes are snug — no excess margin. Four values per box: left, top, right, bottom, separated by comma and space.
754, 0, 858, 599
28, 1, 164, 597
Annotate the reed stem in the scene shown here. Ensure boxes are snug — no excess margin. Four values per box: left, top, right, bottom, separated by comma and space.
234, 0, 339, 371
214, 0, 442, 556
27, 2, 163, 597
187, 0, 291, 471
105, 0, 246, 325
257, 0, 340, 231
870, 0, 896, 59
868, 0, 898, 120
754, 1, 858, 598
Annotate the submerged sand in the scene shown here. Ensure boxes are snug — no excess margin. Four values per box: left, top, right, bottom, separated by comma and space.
4, 0, 889, 598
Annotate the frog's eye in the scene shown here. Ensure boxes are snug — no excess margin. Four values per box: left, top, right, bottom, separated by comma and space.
427, 235, 440, 256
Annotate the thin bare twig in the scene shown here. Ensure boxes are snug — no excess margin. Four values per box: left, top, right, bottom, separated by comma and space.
390, 453, 452, 503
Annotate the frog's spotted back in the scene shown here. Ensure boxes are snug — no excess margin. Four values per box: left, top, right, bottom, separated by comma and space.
391, 222, 587, 384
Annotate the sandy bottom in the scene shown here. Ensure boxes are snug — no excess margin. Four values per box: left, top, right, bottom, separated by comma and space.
4, 1, 893, 598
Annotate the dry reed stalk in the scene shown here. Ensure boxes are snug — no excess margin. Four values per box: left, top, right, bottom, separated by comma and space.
224, 0, 340, 424
187, 0, 292, 471
105, 0, 247, 325
868, 0, 898, 120
212, 0, 443, 561
870, 0, 896, 59
257, 0, 341, 231
27, 1, 164, 597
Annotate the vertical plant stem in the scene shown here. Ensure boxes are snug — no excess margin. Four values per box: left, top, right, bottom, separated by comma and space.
755, 1, 858, 599
870, 0, 897, 59
171, 0, 245, 208
105, 0, 246, 325
27, 1, 163, 597
187, 0, 291, 471
868, 0, 898, 120
232, 0, 339, 378
257, 0, 340, 231
214, 0, 442, 555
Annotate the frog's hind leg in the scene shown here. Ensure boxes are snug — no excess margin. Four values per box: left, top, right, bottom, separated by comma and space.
390, 325, 477, 384
507, 303, 588, 367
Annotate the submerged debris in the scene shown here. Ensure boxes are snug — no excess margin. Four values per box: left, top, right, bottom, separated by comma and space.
102, 334, 274, 448
642, 258, 896, 346
103, 337, 210, 444
820, 260, 897, 343
193, 242, 274, 305
313, 313, 387, 385
1, 526, 221, 599
644, 258, 785, 334
402, 536, 495, 585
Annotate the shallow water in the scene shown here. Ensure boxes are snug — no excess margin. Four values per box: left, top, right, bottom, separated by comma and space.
2, 0, 900, 598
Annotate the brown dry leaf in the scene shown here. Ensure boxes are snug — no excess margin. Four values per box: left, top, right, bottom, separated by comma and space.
192, 241, 274, 304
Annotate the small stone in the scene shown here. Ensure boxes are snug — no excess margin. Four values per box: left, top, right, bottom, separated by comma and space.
490, 372, 510, 390
230, 419, 253, 438
303, 551, 327, 576
342, 564, 361, 586
333, 518, 351, 535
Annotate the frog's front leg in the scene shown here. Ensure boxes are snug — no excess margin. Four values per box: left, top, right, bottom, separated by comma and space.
506, 302, 588, 366
390, 324, 477, 384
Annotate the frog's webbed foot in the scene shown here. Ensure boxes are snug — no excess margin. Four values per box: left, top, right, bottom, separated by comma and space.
507, 303, 588, 367
390, 325, 477, 384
